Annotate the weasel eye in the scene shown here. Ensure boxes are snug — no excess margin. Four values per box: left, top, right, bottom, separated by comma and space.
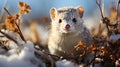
59, 19, 62, 23
72, 18, 77, 23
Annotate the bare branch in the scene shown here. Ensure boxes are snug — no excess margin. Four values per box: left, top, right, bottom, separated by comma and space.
4, 7, 11, 16
15, 20, 26, 43
95, 0, 104, 19
116, 0, 120, 28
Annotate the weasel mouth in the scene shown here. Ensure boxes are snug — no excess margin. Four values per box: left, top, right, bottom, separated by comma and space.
62, 29, 72, 33
60, 28, 73, 34
65, 29, 70, 31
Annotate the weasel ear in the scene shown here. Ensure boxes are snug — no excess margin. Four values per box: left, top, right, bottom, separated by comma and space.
50, 8, 57, 20
77, 6, 84, 18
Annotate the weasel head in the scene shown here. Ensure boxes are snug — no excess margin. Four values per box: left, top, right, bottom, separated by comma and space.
50, 6, 84, 34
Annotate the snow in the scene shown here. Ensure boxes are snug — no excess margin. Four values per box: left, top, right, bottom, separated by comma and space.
56, 60, 87, 67
0, 29, 82, 67
56, 60, 79, 67
0, 39, 81, 67
0, 39, 86, 67
0, 41, 45, 67
115, 59, 120, 67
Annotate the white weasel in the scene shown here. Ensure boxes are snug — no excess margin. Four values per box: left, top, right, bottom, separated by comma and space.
48, 6, 93, 56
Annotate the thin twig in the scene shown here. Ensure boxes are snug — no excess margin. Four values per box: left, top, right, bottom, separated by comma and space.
4, 7, 11, 16
0, 30, 23, 54
35, 50, 56, 67
116, 0, 120, 28
95, 0, 110, 33
15, 21, 26, 43
0, 0, 8, 22
4, 7, 26, 43
95, 0, 104, 19
97, 0, 104, 36
0, 30, 18, 44
101, 0, 104, 16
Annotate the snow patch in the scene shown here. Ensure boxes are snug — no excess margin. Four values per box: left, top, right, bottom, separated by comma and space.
0, 41, 45, 67
56, 60, 79, 67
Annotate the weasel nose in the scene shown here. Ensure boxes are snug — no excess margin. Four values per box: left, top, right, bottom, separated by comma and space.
65, 24, 70, 29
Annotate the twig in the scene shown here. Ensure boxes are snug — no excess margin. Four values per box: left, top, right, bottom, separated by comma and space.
116, 0, 120, 28
35, 50, 56, 67
4, 7, 26, 43
0, 0, 7, 22
97, 0, 104, 36
95, 0, 104, 19
0, 30, 18, 44
95, 0, 110, 33
35, 46, 66, 61
15, 20, 26, 43
4, 7, 11, 16
101, 0, 104, 16
0, 30, 23, 51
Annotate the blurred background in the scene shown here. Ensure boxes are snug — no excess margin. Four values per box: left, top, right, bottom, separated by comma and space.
0, 0, 118, 21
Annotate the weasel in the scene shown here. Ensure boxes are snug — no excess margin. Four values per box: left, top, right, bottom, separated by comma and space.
48, 6, 93, 56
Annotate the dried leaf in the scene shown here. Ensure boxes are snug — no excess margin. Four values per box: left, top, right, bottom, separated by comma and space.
18, 1, 31, 15
18, 10, 24, 15
24, 10, 29, 14
5, 15, 17, 31
18, 2, 24, 8
26, 5, 31, 10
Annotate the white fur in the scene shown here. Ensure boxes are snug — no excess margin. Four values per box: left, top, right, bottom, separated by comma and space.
48, 7, 93, 56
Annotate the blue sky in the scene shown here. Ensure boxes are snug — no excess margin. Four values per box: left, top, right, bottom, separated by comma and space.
0, 0, 118, 20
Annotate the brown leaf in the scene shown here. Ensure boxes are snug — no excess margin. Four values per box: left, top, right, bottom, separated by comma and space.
5, 15, 17, 31
18, 1, 31, 15
18, 2, 24, 8
18, 10, 24, 15
24, 10, 29, 14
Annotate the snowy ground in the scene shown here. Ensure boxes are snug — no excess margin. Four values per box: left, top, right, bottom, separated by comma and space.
0, 41, 84, 67
0, 30, 81, 67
